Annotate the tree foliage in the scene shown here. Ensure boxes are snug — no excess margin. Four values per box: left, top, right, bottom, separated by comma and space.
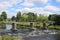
27, 12, 37, 22
1, 11, 7, 21
21, 13, 28, 21
48, 14, 56, 21
38, 14, 48, 22
48, 14, 60, 25
16, 11, 21, 22
11, 16, 16, 21
0, 16, 3, 21
55, 15, 60, 25
0, 11, 48, 22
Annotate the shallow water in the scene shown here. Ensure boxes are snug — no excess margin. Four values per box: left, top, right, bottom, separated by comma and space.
0, 25, 60, 40
6, 25, 12, 30
23, 34, 60, 40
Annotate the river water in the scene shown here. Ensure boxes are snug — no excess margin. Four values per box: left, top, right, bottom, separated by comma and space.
6, 25, 12, 30
23, 34, 60, 40
0, 25, 60, 40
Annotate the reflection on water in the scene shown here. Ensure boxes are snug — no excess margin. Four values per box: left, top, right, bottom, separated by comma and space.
6, 25, 12, 30
0, 23, 6, 29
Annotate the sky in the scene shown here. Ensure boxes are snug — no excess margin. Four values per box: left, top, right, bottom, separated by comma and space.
0, 0, 60, 18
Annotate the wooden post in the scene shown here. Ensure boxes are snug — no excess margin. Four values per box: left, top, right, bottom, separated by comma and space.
11, 23, 17, 31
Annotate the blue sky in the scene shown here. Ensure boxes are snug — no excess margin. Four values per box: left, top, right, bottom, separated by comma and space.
0, 0, 60, 18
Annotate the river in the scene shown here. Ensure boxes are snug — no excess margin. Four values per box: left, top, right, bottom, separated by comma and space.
0, 25, 60, 40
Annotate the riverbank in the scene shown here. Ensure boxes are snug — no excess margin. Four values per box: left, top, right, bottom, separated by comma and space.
0, 22, 60, 30
0, 35, 23, 40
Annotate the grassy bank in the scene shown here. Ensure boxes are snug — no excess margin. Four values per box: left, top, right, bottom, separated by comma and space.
16, 22, 60, 30
0, 35, 21, 40
57, 31, 60, 34
48, 26, 60, 30
0, 22, 60, 30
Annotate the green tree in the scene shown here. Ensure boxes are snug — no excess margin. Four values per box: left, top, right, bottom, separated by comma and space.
16, 11, 21, 22
48, 14, 60, 25
54, 15, 60, 25
11, 16, 16, 21
48, 14, 57, 21
21, 13, 28, 21
38, 14, 48, 22
27, 12, 37, 22
7, 18, 11, 22
1, 11, 7, 21
0, 16, 3, 21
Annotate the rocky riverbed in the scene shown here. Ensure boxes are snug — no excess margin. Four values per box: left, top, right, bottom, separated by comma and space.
0, 29, 60, 40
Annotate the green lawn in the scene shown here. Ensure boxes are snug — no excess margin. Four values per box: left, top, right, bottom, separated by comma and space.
57, 31, 60, 34
0, 22, 60, 30
0, 35, 21, 40
48, 25, 60, 30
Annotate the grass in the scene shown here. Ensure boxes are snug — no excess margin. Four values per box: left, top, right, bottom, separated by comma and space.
0, 36, 1, 40
57, 31, 60, 34
17, 22, 43, 29
48, 25, 60, 30
0, 22, 60, 30
0, 35, 21, 40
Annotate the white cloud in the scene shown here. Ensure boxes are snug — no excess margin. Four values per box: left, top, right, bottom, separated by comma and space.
21, 2, 34, 6
16, 7, 53, 16
2, 5, 59, 18
30, 0, 48, 4
0, 0, 22, 9
44, 5, 60, 12
0, 0, 59, 18
56, 0, 60, 3
16, 8, 32, 13
21, 0, 48, 6
31, 8, 53, 16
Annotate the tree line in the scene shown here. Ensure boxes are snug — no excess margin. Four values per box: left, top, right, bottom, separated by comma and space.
48, 14, 60, 25
0, 11, 60, 25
